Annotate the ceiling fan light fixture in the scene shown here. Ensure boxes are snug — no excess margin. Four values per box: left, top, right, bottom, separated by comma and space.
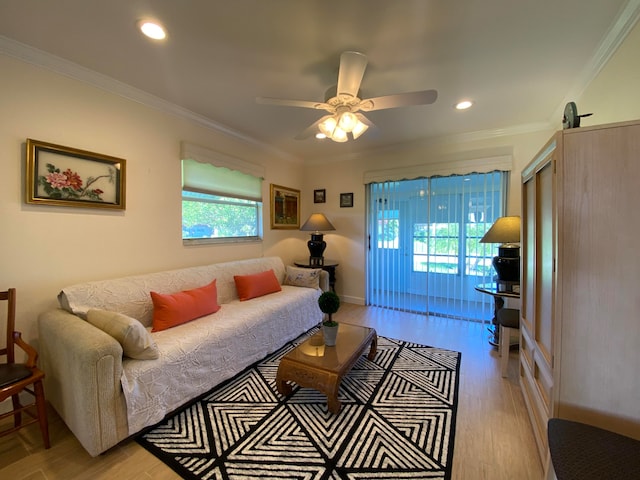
338, 111, 358, 132
259, 51, 438, 143
351, 120, 368, 139
319, 117, 337, 137
331, 127, 348, 142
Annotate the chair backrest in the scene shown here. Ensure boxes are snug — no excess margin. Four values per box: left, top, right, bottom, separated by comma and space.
0, 288, 17, 363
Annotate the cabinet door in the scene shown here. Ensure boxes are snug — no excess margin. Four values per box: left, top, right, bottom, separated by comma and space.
521, 140, 556, 463
557, 124, 640, 433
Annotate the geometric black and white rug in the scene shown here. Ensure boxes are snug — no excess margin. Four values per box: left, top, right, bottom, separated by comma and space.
137, 327, 461, 479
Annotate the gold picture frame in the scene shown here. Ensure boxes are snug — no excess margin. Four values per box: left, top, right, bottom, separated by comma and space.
270, 183, 300, 229
26, 138, 126, 210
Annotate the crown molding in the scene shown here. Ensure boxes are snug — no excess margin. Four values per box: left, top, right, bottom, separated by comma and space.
0, 35, 301, 164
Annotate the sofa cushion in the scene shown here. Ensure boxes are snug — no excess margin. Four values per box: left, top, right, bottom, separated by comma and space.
283, 266, 321, 289
151, 280, 221, 332
87, 309, 159, 360
234, 269, 282, 301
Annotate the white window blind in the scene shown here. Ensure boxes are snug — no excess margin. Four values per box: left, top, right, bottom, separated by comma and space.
366, 171, 507, 322
181, 142, 264, 202
182, 158, 262, 202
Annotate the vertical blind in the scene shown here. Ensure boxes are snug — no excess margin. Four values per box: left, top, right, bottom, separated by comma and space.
366, 171, 507, 321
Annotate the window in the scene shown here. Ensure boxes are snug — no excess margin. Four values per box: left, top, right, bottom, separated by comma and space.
377, 210, 399, 249
409, 185, 501, 276
413, 222, 460, 274
465, 202, 496, 276
182, 191, 261, 240
181, 144, 264, 244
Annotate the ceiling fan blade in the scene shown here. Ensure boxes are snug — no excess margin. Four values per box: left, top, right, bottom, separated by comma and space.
256, 97, 330, 111
362, 89, 438, 111
337, 51, 368, 98
294, 115, 333, 140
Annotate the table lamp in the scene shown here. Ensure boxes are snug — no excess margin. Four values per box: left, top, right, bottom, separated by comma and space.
479, 216, 521, 284
300, 213, 335, 265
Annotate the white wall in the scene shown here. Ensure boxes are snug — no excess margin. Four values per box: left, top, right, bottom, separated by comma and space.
0, 54, 308, 346
577, 18, 640, 125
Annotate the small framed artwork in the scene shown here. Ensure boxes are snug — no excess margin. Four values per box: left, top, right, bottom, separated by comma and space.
340, 192, 354, 208
314, 189, 326, 203
25, 138, 126, 210
270, 183, 301, 229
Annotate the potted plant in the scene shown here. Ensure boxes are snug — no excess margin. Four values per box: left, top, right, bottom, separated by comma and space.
318, 290, 340, 346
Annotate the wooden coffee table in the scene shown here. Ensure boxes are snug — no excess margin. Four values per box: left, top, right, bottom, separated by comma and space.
276, 323, 377, 413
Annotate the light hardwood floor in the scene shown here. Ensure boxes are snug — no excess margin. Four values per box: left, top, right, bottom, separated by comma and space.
0, 303, 544, 479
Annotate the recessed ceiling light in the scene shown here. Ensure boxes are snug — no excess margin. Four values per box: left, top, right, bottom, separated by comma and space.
138, 20, 167, 40
315, 133, 327, 139
455, 100, 473, 110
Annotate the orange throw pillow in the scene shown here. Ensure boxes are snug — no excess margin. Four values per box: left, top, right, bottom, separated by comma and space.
151, 280, 221, 332
234, 269, 282, 301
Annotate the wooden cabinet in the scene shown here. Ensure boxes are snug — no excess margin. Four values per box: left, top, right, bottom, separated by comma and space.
520, 120, 640, 469
521, 140, 555, 464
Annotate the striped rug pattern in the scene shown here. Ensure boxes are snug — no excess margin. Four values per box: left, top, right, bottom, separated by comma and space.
137, 328, 461, 479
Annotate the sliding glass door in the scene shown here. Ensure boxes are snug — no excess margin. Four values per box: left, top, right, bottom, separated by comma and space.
366, 172, 506, 321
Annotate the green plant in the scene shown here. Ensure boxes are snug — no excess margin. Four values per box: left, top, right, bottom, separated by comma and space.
318, 290, 340, 326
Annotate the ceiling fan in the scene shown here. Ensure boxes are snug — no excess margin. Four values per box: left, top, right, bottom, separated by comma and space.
256, 51, 438, 142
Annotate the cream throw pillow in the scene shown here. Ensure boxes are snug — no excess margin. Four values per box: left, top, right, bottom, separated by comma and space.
87, 309, 159, 360
283, 266, 321, 289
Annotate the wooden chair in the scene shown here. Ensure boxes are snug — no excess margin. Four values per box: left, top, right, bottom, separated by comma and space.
0, 288, 50, 448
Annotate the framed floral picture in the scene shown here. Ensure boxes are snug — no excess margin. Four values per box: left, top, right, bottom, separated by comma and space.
270, 183, 300, 229
25, 138, 126, 210
314, 189, 326, 203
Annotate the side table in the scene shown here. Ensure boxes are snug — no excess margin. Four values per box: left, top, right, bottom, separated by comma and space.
294, 259, 338, 292
474, 283, 520, 346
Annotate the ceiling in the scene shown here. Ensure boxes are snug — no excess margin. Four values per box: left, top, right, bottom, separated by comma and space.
1, 0, 638, 163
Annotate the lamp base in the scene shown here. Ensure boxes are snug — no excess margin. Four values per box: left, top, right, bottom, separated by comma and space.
493, 243, 520, 284
307, 233, 326, 263
493, 257, 519, 281
309, 256, 324, 266
498, 245, 519, 258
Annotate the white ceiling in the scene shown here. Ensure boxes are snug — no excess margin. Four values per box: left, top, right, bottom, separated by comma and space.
1, 0, 638, 163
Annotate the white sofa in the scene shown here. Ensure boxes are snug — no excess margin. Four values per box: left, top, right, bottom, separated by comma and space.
38, 257, 327, 457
